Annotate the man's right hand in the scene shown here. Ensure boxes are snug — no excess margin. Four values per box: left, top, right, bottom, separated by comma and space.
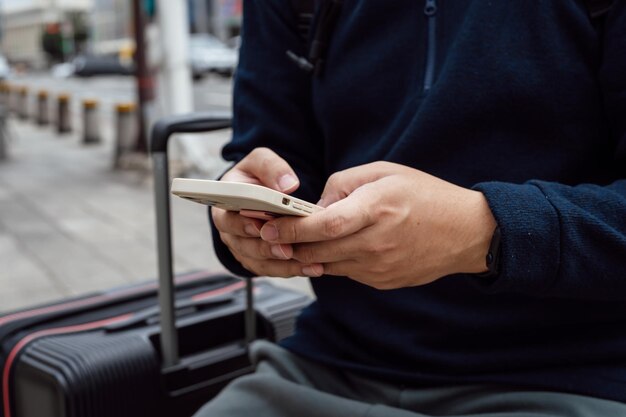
211, 148, 323, 277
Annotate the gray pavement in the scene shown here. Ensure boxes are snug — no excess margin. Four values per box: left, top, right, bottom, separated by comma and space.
0, 115, 311, 314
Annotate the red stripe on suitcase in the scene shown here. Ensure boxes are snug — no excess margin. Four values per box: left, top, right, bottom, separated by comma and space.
2, 278, 248, 417
191, 281, 246, 301
2, 313, 134, 417
0, 270, 219, 327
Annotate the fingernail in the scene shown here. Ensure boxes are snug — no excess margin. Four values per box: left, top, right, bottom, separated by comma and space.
244, 223, 260, 237
270, 244, 291, 260
278, 174, 298, 192
260, 224, 279, 241
302, 264, 323, 277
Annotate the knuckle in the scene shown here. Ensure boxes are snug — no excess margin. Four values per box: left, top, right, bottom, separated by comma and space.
369, 262, 388, 275
363, 242, 380, 255
237, 239, 263, 260
258, 260, 291, 278
249, 147, 271, 159
212, 209, 227, 230
295, 247, 316, 264
228, 237, 244, 256
220, 232, 235, 249
323, 214, 346, 238
259, 154, 273, 173
222, 213, 241, 233
357, 205, 374, 226
259, 242, 274, 259
363, 241, 393, 258
327, 171, 344, 188
282, 221, 299, 243
232, 250, 250, 269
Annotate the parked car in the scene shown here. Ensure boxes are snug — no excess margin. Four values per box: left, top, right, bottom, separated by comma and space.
189, 34, 238, 79
71, 54, 135, 77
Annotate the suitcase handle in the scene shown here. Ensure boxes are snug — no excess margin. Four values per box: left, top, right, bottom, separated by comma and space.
150, 112, 237, 368
104, 294, 235, 332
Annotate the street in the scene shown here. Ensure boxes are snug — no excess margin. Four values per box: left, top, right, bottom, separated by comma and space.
0, 74, 312, 313
10, 72, 233, 129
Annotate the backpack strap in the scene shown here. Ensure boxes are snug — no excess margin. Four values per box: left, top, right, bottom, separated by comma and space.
584, 0, 615, 19
287, 0, 343, 77
290, 0, 316, 41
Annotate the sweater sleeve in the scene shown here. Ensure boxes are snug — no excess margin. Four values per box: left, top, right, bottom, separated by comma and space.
209, 0, 325, 277
472, 6, 626, 300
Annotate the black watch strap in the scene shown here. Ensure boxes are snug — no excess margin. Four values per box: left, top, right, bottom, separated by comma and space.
478, 226, 501, 278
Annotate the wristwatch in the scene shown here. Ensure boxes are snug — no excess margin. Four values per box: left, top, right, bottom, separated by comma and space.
479, 226, 501, 278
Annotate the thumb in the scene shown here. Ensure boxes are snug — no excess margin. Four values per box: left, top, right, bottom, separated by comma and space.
224, 147, 300, 193
319, 162, 400, 207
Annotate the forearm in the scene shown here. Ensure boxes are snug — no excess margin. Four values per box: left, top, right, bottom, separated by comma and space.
473, 179, 626, 299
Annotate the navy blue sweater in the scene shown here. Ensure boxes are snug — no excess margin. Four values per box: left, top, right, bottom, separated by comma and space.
210, 0, 626, 402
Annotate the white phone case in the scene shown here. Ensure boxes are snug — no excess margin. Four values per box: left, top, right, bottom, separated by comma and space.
171, 179, 322, 217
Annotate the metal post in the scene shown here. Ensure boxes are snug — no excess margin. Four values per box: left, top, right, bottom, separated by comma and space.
152, 152, 179, 367
57, 94, 72, 134
245, 278, 256, 347
0, 83, 10, 110
36, 90, 49, 126
82, 99, 101, 144
17, 87, 28, 120
8, 86, 17, 114
114, 102, 138, 168
0, 104, 7, 161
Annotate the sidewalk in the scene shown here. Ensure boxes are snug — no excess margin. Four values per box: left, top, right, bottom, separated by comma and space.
0, 118, 311, 313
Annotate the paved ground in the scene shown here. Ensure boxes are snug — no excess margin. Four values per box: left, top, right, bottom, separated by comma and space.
0, 116, 311, 314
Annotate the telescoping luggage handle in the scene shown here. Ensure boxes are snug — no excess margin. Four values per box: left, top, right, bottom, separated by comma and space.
150, 112, 256, 368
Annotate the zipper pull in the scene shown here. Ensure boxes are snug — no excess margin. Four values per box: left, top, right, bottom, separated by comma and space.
424, 0, 437, 16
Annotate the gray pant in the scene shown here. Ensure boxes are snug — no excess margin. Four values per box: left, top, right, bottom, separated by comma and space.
194, 341, 626, 417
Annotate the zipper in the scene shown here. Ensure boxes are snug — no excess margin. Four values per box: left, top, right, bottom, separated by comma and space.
423, 0, 438, 93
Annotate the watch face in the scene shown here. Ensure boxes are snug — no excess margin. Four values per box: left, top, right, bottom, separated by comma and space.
484, 226, 501, 277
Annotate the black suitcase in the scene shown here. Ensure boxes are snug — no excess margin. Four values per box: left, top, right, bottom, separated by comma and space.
0, 113, 312, 417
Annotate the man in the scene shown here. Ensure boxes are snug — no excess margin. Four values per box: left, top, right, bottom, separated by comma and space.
196, 1, 626, 416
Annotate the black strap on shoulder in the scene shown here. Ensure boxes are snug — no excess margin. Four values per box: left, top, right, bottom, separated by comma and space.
287, 0, 343, 77
290, 0, 316, 41
584, 0, 615, 19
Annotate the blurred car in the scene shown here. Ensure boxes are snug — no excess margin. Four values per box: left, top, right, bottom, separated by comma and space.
51, 62, 75, 78
189, 34, 238, 79
71, 55, 135, 77
227, 36, 241, 50
0, 54, 11, 80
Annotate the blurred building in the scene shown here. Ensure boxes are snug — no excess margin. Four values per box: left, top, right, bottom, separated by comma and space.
88, 0, 241, 58
0, 0, 92, 68
196, 0, 241, 40
89, 0, 133, 56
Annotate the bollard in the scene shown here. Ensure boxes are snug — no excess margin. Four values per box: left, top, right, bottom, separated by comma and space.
17, 87, 28, 120
0, 109, 6, 161
0, 83, 9, 110
8, 85, 19, 115
57, 94, 72, 134
6, 85, 15, 114
36, 90, 50, 126
113, 103, 138, 168
82, 99, 101, 144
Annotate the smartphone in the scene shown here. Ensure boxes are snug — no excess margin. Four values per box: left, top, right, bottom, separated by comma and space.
171, 179, 322, 218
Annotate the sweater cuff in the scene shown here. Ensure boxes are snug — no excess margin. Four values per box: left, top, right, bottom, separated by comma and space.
471, 181, 561, 295
208, 206, 255, 278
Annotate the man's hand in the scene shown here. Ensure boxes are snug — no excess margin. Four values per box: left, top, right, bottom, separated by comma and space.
259, 161, 497, 289
211, 148, 323, 277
